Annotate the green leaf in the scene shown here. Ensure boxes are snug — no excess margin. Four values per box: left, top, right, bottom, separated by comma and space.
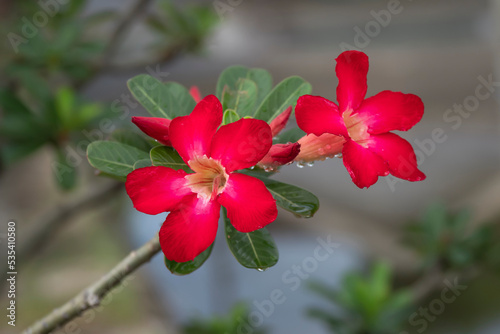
221, 78, 258, 118
55, 87, 76, 128
216, 66, 272, 114
255, 177, 319, 218
127, 75, 196, 119
253, 76, 312, 122
53, 147, 77, 190
150, 146, 191, 172
164, 243, 213, 275
133, 159, 152, 169
222, 109, 241, 125
223, 208, 279, 270
274, 127, 306, 144
110, 129, 154, 152
216, 66, 250, 99
247, 68, 273, 107
87, 141, 150, 178
163, 82, 196, 118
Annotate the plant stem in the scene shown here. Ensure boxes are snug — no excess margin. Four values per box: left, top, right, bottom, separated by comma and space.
22, 234, 161, 334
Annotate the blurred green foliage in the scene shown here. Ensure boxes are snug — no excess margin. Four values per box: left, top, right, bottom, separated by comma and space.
183, 303, 268, 334
404, 204, 500, 271
307, 262, 413, 334
0, 0, 219, 190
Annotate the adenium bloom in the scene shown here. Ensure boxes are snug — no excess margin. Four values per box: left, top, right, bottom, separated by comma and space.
126, 95, 278, 262
295, 50, 426, 188
257, 106, 301, 170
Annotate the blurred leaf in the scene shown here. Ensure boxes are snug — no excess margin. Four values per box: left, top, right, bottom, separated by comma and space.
87, 141, 150, 179
0, 140, 45, 166
53, 147, 77, 190
150, 146, 191, 172
164, 243, 213, 275
254, 76, 311, 122
55, 87, 76, 128
223, 208, 278, 270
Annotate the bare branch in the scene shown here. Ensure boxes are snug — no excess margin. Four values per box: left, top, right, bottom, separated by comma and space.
22, 234, 161, 334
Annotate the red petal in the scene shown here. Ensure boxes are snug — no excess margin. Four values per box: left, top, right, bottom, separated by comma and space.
125, 166, 191, 215
189, 86, 202, 103
367, 133, 426, 181
210, 118, 272, 172
218, 173, 277, 232
295, 133, 345, 162
169, 95, 222, 164
335, 51, 369, 113
295, 95, 348, 137
159, 194, 220, 262
258, 143, 301, 168
132, 117, 171, 146
342, 140, 389, 189
269, 106, 292, 137
356, 91, 424, 134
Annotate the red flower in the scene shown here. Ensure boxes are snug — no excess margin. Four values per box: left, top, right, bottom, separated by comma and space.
126, 95, 278, 262
295, 50, 426, 188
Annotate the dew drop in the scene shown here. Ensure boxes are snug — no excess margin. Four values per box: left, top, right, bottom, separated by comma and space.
256, 268, 265, 272
325, 144, 332, 150
334, 153, 343, 158
307, 162, 314, 167
317, 148, 325, 155
249, 166, 255, 170
296, 161, 305, 168
264, 166, 275, 172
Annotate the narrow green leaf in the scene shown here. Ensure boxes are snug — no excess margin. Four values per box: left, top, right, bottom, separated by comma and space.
87, 141, 150, 178
222, 109, 241, 125
164, 243, 213, 275
110, 129, 154, 152
53, 147, 77, 190
55, 87, 76, 128
255, 177, 319, 218
253, 76, 312, 122
150, 146, 191, 172
223, 208, 279, 270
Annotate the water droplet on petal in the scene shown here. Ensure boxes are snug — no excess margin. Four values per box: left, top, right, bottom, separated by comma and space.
249, 166, 255, 170
307, 162, 314, 167
317, 148, 325, 155
256, 268, 265, 272
264, 166, 275, 172
325, 144, 332, 150
335, 153, 343, 158
296, 161, 305, 168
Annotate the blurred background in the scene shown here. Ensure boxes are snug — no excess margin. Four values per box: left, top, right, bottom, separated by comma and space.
1, 0, 500, 333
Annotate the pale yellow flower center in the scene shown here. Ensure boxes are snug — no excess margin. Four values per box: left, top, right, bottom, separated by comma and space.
185, 156, 229, 201
343, 110, 369, 146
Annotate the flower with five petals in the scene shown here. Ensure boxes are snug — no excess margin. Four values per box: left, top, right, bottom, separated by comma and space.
295, 50, 426, 188
126, 95, 278, 262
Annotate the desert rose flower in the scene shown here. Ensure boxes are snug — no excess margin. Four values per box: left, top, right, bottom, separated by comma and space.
295, 50, 426, 188
126, 95, 278, 262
